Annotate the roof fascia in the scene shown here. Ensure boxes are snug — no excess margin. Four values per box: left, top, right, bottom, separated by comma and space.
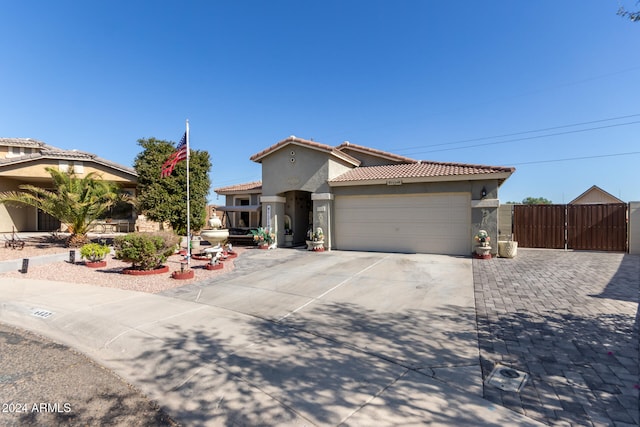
328, 171, 514, 187
569, 185, 624, 204
215, 188, 262, 195
251, 138, 360, 166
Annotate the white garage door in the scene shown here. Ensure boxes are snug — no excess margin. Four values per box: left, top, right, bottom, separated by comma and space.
334, 193, 471, 255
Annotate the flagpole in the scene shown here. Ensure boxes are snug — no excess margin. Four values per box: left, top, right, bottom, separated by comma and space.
186, 119, 191, 266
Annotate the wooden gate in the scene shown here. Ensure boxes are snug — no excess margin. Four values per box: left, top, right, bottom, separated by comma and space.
513, 204, 565, 249
513, 203, 627, 252
567, 204, 627, 251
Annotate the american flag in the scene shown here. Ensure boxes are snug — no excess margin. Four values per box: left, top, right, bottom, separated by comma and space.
161, 132, 188, 178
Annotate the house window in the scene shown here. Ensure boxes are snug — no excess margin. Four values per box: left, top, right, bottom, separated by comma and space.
72, 161, 84, 173
234, 197, 250, 228
58, 161, 84, 173
8, 146, 24, 157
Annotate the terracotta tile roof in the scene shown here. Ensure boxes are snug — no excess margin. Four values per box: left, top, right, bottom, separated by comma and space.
335, 141, 417, 164
214, 181, 262, 194
250, 136, 360, 166
330, 161, 515, 184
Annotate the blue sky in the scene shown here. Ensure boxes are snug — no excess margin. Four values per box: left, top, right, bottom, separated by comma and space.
2, 1, 639, 203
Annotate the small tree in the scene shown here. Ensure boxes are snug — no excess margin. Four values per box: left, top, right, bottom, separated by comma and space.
618, 1, 640, 21
0, 167, 131, 246
134, 138, 211, 236
114, 232, 180, 270
507, 197, 552, 205
522, 197, 552, 205
80, 242, 110, 262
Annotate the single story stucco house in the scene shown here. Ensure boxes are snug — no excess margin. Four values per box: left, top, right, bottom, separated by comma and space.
0, 138, 138, 232
215, 136, 515, 255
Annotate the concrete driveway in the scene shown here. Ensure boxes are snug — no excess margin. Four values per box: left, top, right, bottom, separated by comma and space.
0, 249, 543, 426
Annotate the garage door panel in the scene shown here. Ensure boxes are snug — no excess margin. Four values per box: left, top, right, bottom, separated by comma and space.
334, 193, 470, 255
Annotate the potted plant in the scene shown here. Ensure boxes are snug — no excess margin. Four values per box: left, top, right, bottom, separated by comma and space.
251, 227, 276, 249
498, 235, 518, 258
306, 227, 325, 251
284, 228, 294, 247
474, 229, 492, 259
172, 261, 195, 279
80, 242, 110, 268
283, 216, 294, 247
190, 233, 202, 253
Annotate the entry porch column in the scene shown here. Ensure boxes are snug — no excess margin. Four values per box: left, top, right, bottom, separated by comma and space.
311, 192, 334, 251
260, 195, 286, 246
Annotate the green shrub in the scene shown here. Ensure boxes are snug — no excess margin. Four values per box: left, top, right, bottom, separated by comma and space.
79, 242, 110, 262
114, 232, 180, 270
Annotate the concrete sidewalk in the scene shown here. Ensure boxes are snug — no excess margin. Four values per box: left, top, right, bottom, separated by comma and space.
0, 250, 545, 426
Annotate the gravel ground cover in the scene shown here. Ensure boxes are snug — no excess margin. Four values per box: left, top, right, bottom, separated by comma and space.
0, 323, 178, 427
0, 234, 246, 293
0, 233, 251, 426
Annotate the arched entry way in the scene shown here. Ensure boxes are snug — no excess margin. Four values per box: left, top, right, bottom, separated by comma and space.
283, 190, 312, 247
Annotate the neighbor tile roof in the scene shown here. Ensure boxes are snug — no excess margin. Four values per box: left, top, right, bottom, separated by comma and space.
0, 138, 137, 176
215, 181, 263, 194
0, 137, 45, 148
330, 161, 515, 183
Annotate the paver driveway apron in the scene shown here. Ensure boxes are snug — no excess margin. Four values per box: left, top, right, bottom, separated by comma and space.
0, 250, 544, 426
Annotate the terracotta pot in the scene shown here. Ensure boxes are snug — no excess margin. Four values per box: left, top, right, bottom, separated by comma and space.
85, 260, 107, 268
122, 265, 170, 275
205, 263, 224, 271
258, 244, 269, 250
191, 255, 210, 261
498, 241, 518, 258
171, 269, 195, 280
473, 245, 492, 259
306, 240, 325, 251
226, 252, 238, 259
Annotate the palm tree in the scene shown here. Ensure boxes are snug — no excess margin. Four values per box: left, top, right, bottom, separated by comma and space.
0, 167, 133, 246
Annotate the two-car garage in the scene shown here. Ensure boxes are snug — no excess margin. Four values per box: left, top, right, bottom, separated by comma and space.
333, 193, 471, 255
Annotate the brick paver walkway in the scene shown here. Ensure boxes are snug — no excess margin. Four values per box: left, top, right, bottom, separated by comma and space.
473, 249, 639, 426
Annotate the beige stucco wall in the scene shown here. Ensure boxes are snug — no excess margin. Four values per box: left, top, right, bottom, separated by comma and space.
0, 177, 35, 232
260, 145, 356, 196
571, 191, 622, 205
259, 145, 358, 249
629, 202, 640, 255
0, 159, 136, 186
337, 148, 394, 166
498, 204, 514, 240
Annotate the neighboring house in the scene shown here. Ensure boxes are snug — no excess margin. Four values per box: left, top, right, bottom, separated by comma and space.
215, 136, 514, 255
213, 181, 262, 229
569, 185, 625, 205
0, 138, 138, 232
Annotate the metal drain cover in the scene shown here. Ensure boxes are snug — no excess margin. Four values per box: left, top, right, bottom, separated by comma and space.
485, 364, 529, 392
31, 309, 53, 319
